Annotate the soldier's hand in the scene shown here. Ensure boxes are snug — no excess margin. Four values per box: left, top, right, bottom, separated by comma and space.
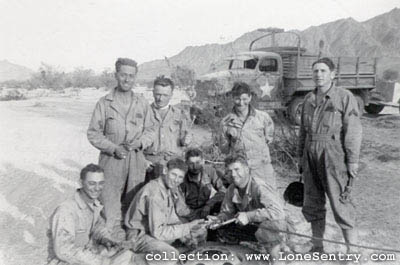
235, 212, 249, 226
347, 163, 359, 178
200, 205, 211, 219
114, 146, 128, 159
124, 140, 142, 152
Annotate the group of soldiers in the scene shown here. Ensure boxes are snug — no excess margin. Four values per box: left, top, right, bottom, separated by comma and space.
48, 56, 362, 265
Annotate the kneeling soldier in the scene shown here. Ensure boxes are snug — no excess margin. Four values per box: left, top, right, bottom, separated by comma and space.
49, 164, 134, 265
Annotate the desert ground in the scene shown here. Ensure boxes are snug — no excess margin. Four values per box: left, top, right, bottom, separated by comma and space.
0, 87, 399, 265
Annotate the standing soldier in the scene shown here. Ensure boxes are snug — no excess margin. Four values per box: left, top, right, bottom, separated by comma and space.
87, 58, 155, 238
298, 57, 362, 253
219, 82, 276, 189
144, 76, 192, 181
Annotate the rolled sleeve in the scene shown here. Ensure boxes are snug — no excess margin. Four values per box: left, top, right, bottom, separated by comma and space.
342, 93, 362, 164
137, 102, 156, 150
148, 196, 191, 241
246, 184, 285, 223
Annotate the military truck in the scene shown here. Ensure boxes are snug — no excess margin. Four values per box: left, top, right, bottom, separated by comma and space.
194, 32, 398, 125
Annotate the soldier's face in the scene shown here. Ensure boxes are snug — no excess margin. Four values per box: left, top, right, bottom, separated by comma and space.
115, 65, 137, 92
312, 63, 335, 88
81, 172, 105, 200
163, 168, 185, 189
153, 85, 173, 108
226, 162, 250, 189
187, 156, 204, 174
233, 93, 252, 113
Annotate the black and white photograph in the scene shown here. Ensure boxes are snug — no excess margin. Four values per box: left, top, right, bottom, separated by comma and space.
1, 0, 400, 264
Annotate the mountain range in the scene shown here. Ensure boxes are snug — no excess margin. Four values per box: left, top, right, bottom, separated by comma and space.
0, 60, 33, 82
1, 8, 400, 83
137, 7, 400, 82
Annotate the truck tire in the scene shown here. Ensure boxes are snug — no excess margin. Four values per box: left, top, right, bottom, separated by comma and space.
365, 103, 384, 115
288, 97, 304, 125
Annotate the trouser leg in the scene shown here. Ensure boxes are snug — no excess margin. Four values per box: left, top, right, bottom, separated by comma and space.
99, 155, 127, 231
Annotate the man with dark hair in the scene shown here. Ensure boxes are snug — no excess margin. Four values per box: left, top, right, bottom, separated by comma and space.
124, 158, 206, 262
144, 75, 192, 181
207, 155, 289, 265
219, 81, 276, 189
49, 164, 134, 265
87, 58, 155, 238
177, 148, 226, 221
298, 57, 362, 253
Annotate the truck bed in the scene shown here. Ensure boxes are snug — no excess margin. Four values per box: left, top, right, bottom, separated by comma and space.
282, 55, 377, 91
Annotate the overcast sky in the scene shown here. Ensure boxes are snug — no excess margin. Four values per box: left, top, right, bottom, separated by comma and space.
1, 0, 399, 72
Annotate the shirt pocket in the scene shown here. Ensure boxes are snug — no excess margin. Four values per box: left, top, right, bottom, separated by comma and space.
105, 116, 117, 135
130, 112, 144, 131
169, 119, 181, 132
74, 225, 89, 246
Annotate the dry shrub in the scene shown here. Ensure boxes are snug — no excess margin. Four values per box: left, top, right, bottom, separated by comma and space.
0, 89, 26, 101
270, 111, 299, 175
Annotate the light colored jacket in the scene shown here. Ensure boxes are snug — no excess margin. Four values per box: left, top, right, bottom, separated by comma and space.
125, 178, 192, 242
87, 88, 155, 156
218, 177, 285, 223
144, 104, 189, 157
49, 190, 108, 265
220, 106, 274, 166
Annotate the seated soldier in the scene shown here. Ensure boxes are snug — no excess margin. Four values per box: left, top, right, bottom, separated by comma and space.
49, 164, 133, 265
207, 155, 290, 265
124, 158, 206, 263
144, 76, 192, 182
177, 148, 226, 221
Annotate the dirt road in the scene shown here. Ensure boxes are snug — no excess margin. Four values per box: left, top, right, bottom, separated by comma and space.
0, 89, 399, 264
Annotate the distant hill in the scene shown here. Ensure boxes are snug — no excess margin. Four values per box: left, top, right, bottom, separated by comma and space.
0, 60, 33, 82
137, 7, 400, 81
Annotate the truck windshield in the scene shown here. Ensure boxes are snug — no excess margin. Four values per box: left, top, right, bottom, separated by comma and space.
229, 58, 258, 70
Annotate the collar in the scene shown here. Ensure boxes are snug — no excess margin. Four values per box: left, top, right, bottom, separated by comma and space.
75, 189, 102, 210
105, 87, 136, 101
152, 103, 170, 110
232, 105, 256, 117
232, 177, 252, 204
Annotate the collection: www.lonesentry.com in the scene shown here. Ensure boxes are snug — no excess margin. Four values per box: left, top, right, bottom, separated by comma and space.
145, 251, 398, 263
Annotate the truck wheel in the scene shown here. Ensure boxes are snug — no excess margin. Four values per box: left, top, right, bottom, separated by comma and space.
365, 103, 384, 115
288, 97, 304, 125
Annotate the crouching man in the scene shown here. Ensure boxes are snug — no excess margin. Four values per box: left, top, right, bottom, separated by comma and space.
177, 148, 226, 221
49, 164, 134, 265
124, 158, 207, 264
207, 155, 289, 264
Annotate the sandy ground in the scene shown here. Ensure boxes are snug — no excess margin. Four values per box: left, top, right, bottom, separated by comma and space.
0, 88, 399, 264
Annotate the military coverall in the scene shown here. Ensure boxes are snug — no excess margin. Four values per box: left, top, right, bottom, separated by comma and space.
124, 178, 195, 259
216, 177, 287, 247
87, 88, 155, 229
49, 190, 132, 265
144, 104, 190, 181
298, 85, 362, 229
178, 165, 226, 221
220, 106, 276, 188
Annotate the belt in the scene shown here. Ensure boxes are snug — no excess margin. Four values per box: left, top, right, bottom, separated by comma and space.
308, 133, 339, 142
